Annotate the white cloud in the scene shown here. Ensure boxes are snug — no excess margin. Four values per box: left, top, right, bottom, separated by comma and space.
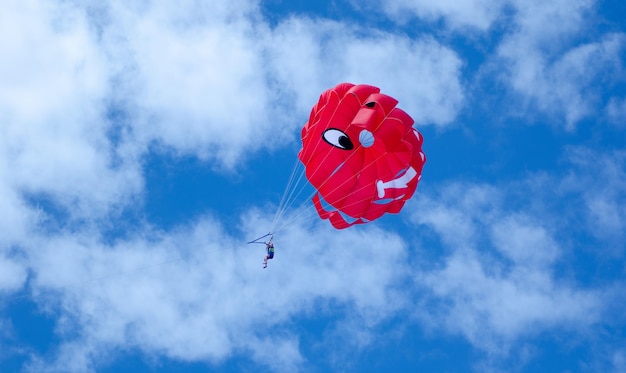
510, 0, 594, 45
607, 97, 626, 127
409, 171, 607, 354
64, 0, 466, 174
98, 2, 282, 168
559, 147, 626, 246
417, 250, 599, 350
0, 0, 143, 219
372, 0, 626, 129
377, 0, 506, 31
406, 146, 626, 363
1, 2, 428, 370
247, 335, 304, 373
0, 168, 37, 248
612, 350, 626, 373
2, 0, 624, 371
498, 32, 625, 129
18, 214, 409, 372
3, 0, 465, 188
0, 255, 27, 293
490, 215, 559, 267
410, 183, 495, 248
495, 1, 625, 129
268, 18, 465, 127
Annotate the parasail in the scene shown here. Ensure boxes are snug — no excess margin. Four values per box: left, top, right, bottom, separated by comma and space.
298, 83, 426, 229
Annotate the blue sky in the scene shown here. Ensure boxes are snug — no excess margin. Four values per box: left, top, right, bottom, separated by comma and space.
1, 0, 625, 372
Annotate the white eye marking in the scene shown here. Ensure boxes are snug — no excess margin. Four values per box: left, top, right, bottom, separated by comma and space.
323, 128, 354, 150
359, 129, 374, 148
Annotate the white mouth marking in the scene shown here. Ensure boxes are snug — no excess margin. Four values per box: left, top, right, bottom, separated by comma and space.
376, 166, 418, 199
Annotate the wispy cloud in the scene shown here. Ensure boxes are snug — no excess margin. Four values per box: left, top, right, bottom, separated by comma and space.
268, 17, 465, 126
377, 0, 507, 31
495, 0, 625, 129
407, 145, 625, 367
559, 147, 626, 246
17, 217, 409, 372
374, 0, 626, 129
1, 0, 624, 372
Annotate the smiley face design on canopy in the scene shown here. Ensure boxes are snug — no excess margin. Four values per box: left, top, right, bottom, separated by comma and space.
298, 83, 426, 229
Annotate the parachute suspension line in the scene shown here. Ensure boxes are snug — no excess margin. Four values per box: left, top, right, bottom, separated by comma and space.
274, 150, 393, 232
272, 162, 311, 231
273, 120, 376, 233
271, 156, 302, 231
271, 99, 345, 232
273, 201, 316, 233
273, 158, 333, 231
272, 151, 346, 233
274, 180, 363, 232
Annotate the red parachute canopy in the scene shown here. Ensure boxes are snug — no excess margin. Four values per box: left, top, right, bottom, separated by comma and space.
298, 83, 426, 229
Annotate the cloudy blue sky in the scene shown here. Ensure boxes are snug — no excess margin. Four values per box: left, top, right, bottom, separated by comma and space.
1, 0, 626, 372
